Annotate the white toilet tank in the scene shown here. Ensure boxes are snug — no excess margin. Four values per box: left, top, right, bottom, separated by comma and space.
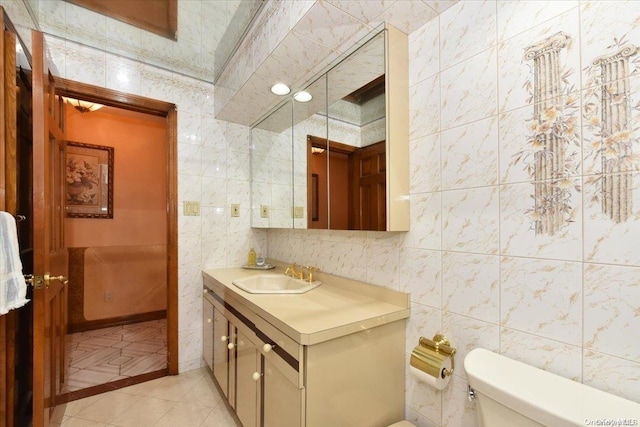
464, 348, 640, 427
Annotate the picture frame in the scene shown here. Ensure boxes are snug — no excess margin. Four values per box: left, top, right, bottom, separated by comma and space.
65, 141, 114, 218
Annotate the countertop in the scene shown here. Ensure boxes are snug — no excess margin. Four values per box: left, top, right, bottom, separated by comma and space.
202, 264, 411, 345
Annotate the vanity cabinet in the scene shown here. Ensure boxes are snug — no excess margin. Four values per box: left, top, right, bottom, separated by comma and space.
202, 294, 214, 371
202, 268, 408, 427
204, 287, 300, 427
234, 330, 259, 427
263, 357, 301, 427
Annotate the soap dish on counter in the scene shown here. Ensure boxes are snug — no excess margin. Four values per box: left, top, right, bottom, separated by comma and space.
241, 264, 276, 270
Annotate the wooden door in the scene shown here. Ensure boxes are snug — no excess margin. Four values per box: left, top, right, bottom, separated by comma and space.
349, 141, 386, 231
1, 9, 18, 427
31, 29, 68, 427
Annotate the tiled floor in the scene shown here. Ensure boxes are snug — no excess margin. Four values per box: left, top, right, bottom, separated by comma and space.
64, 320, 168, 393
52, 367, 240, 427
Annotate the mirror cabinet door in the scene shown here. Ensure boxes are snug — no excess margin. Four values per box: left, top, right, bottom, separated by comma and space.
325, 30, 385, 230
250, 23, 408, 231
251, 101, 294, 228
293, 74, 327, 229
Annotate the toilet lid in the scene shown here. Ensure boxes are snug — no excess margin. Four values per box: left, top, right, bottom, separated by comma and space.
388, 422, 416, 427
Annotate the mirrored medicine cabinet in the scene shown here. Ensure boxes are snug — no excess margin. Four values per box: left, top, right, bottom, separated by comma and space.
250, 23, 409, 231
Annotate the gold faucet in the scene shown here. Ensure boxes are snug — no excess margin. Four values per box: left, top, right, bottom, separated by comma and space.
301, 266, 319, 283
284, 263, 301, 279
285, 264, 319, 282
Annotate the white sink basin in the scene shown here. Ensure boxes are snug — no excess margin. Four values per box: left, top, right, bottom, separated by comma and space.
232, 274, 321, 294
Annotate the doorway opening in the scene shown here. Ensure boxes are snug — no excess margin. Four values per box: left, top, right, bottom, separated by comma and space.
54, 80, 178, 402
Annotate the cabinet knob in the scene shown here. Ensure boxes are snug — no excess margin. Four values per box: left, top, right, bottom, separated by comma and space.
252, 372, 263, 381
207, 318, 212, 323
221, 335, 228, 342
263, 343, 276, 353
203, 289, 208, 294
227, 343, 235, 350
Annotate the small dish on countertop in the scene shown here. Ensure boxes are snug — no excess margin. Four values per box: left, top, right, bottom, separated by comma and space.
241, 263, 276, 270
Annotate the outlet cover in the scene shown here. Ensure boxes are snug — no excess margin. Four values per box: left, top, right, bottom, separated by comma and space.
183, 201, 200, 216
293, 206, 304, 218
260, 205, 269, 218
231, 204, 240, 217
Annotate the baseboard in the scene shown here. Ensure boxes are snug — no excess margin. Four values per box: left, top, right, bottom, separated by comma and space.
67, 310, 167, 334
56, 369, 168, 404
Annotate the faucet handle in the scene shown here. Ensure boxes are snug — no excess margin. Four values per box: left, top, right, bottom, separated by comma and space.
285, 263, 299, 277
303, 266, 319, 282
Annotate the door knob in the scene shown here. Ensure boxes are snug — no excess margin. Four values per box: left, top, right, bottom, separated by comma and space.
25, 274, 67, 289
46, 274, 69, 285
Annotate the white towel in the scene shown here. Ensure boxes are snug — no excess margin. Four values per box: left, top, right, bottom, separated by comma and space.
0, 211, 29, 314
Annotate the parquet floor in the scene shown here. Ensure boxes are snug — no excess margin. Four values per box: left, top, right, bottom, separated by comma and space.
63, 319, 167, 393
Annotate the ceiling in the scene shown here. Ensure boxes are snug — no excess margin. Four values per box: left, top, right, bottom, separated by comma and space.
215, 0, 459, 127
26, 0, 457, 127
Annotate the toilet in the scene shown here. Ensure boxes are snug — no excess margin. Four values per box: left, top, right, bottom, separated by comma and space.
465, 348, 640, 426
388, 422, 415, 427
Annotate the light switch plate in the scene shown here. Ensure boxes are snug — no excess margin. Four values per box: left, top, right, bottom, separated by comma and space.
260, 205, 269, 218
183, 201, 200, 216
231, 204, 240, 217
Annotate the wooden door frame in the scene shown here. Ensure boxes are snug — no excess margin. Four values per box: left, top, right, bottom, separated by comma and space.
55, 79, 179, 374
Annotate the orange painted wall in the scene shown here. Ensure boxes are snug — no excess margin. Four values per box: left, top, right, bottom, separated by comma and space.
64, 105, 167, 320
65, 106, 167, 247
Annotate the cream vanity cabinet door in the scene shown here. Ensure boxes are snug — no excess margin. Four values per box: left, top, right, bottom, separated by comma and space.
235, 330, 260, 427
262, 357, 302, 427
202, 291, 214, 371
212, 303, 230, 398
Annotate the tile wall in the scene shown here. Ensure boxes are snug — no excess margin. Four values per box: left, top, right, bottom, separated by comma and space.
269, 1, 640, 426
0, 0, 267, 373
2, 0, 638, 424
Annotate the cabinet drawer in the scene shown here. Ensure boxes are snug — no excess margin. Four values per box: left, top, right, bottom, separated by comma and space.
252, 315, 300, 366
255, 333, 301, 389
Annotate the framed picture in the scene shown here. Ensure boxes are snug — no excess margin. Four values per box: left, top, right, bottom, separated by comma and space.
65, 141, 113, 218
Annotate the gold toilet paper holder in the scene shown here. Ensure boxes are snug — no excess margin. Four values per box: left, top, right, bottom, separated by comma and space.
410, 334, 456, 379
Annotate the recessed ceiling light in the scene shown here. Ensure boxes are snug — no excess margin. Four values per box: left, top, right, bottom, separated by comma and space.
271, 83, 290, 95
293, 91, 312, 102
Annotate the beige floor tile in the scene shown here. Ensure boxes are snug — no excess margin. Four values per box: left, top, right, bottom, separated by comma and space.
199, 405, 240, 427
73, 391, 141, 424
109, 396, 176, 427
115, 376, 167, 397
180, 375, 224, 408
59, 415, 109, 426
145, 373, 202, 401
63, 394, 104, 417
153, 402, 213, 427
60, 367, 239, 427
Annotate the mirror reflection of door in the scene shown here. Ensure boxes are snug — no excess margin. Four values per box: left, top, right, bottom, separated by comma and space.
348, 140, 385, 231
307, 135, 385, 231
